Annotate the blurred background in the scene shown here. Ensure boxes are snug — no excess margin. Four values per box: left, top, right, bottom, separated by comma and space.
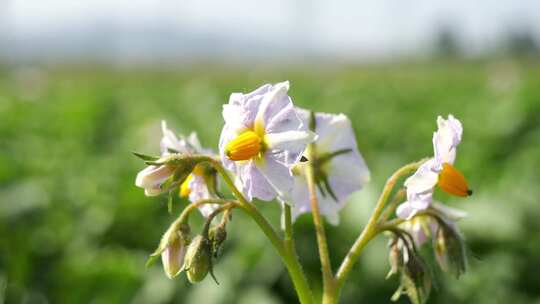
1, 1, 540, 303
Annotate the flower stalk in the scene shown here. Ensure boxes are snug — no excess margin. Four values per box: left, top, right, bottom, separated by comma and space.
304, 154, 337, 304
207, 157, 315, 304
334, 159, 428, 298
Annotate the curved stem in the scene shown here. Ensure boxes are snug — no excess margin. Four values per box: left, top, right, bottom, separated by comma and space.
378, 188, 406, 224
284, 203, 293, 241
334, 159, 427, 296
201, 202, 237, 237
178, 198, 236, 224
207, 158, 314, 304
304, 163, 336, 303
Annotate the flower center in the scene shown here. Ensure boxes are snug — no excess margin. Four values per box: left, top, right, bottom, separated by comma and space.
180, 174, 194, 198
225, 130, 263, 161
437, 163, 472, 197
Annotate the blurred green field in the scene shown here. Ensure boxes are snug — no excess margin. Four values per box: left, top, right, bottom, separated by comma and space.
1, 60, 540, 304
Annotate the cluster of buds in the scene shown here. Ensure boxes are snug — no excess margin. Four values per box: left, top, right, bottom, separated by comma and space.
147, 206, 231, 284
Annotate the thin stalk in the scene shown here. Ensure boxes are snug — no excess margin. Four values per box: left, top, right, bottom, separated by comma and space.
206, 158, 314, 304
378, 188, 406, 224
284, 203, 293, 241
334, 159, 427, 297
304, 163, 336, 304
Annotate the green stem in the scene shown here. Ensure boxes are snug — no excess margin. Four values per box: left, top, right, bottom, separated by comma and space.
207, 158, 314, 304
177, 198, 235, 224
334, 159, 427, 297
304, 163, 337, 304
284, 204, 293, 241
378, 188, 406, 224
201, 202, 236, 237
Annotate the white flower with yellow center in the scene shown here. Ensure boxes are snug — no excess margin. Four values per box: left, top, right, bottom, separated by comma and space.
219, 81, 316, 201
288, 109, 370, 225
397, 115, 472, 220
136, 121, 218, 217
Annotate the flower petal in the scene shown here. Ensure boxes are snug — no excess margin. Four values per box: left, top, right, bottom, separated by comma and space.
257, 154, 295, 201
404, 159, 439, 194
396, 202, 417, 220
237, 161, 278, 201
254, 81, 290, 131
431, 202, 468, 221
264, 130, 316, 163
135, 165, 173, 189
407, 191, 432, 210
218, 124, 239, 171
433, 115, 463, 165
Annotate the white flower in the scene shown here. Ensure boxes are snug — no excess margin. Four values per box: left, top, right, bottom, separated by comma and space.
135, 165, 175, 196
288, 109, 370, 225
397, 115, 471, 220
161, 121, 210, 156
136, 121, 218, 217
161, 235, 187, 279
219, 81, 316, 201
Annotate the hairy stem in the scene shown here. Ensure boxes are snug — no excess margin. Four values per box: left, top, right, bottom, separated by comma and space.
207, 157, 314, 304
334, 159, 427, 297
378, 188, 406, 224
304, 163, 337, 304
284, 203, 293, 241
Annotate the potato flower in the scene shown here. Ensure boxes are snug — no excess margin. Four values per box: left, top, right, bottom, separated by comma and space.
288, 109, 370, 225
219, 81, 315, 201
397, 115, 472, 219
136, 121, 218, 217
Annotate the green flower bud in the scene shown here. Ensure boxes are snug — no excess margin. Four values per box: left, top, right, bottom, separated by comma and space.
184, 235, 213, 283
209, 225, 227, 258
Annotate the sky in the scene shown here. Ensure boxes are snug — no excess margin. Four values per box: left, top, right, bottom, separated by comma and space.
1, 0, 539, 63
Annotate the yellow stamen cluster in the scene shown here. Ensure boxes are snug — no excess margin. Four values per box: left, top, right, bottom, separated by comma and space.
180, 174, 194, 198
225, 130, 262, 161
437, 163, 472, 197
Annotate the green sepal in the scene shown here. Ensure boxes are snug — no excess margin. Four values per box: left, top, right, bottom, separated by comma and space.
132, 151, 160, 161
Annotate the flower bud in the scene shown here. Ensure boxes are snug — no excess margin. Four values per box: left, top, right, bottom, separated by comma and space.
184, 235, 213, 283
161, 235, 187, 279
147, 222, 191, 271
135, 165, 175, 196
135, 154, 208, 197
209, 225, 227, 257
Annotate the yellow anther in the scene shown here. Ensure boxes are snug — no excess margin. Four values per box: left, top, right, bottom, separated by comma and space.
180, 174, 194, 198
225, 130, 262, 161
437, 163, 472, 197
192, 164, 205, 176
